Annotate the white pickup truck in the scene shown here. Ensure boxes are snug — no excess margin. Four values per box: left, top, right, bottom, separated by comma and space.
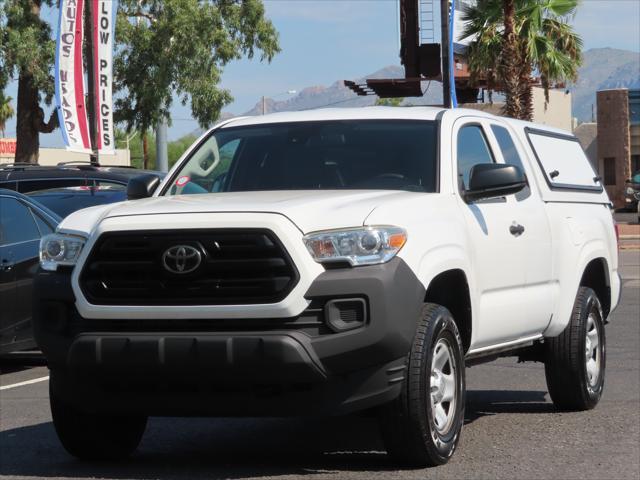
34, 107, 620, 466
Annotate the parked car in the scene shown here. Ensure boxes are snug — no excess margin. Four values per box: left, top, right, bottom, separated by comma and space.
0, 189, 60, 355
0, 182, 154, 357
623, 170, 640, 212
26, 185, 127, 219
0, 161, 163, 195
34, 107, 619, 466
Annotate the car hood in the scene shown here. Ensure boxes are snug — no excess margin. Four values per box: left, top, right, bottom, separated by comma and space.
58, 190, 426, 235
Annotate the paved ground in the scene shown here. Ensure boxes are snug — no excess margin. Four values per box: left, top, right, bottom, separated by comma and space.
1, 251, 638, 480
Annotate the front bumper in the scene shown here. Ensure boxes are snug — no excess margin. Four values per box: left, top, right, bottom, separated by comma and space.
34, 258, 425, 416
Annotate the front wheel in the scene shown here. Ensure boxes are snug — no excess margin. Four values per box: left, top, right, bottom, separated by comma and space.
50, 372, 147, 460
379, 304, 466, 467
544, 286, 606, 411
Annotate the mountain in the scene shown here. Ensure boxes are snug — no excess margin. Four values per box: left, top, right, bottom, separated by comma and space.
571, 48, 640, 122
210, 47, 638, 126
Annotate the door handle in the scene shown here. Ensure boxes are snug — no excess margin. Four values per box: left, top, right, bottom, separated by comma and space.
509, 223, 525, 237
0, 259, 15, 272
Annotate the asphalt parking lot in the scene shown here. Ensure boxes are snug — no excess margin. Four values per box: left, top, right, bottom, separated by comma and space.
1, 250, 638, 480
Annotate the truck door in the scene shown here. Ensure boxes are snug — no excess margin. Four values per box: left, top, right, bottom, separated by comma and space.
487, 121, 554, 333
452, 118, 549, 349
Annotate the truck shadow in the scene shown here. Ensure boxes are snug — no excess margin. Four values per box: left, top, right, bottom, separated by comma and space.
0, 389, 552, 479
465, 389, 554, 424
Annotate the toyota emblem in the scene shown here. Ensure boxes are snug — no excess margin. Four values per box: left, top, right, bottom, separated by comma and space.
162, 245, 202, 274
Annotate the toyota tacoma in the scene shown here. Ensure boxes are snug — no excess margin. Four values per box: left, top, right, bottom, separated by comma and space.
33, 107, 620, 466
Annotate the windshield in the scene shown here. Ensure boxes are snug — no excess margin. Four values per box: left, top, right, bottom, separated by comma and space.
27, 185, 126, 218
162, 120, 438, 196
632, 171, 640, 184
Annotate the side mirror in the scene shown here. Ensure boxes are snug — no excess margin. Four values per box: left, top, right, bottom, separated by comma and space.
465, 163, 527, 203
127, 174, 161, 200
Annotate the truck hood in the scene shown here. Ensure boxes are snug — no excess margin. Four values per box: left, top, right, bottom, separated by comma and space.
58, 190, 423, 235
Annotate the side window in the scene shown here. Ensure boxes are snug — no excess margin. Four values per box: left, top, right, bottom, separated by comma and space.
491, 125, 531, 201
31, 210, 55, 235
527, 131, 601, 190
92, 180, 127, 191
457, 125, 495, 190
0, 197, 41, 245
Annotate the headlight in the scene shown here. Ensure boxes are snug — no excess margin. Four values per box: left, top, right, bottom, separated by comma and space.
303, 226, 407, 266
39, 233, 86, 271
626, 187, 635, 195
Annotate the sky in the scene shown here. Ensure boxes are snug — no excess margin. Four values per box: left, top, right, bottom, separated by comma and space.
2, 0, 640, 148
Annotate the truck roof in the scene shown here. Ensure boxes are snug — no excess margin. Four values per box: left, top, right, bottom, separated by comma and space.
219, 106, 574, 137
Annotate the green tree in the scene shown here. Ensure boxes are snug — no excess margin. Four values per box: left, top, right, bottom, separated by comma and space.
115, 128, 199, 170
0, 0, 57, 162
115, 0, 280, 166
0, 0, 279, 164
375, 97, 404, 107
0, 91, 14, 137
462, 0, 582, 120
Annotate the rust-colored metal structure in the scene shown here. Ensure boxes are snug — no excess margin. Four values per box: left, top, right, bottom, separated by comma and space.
344, 0, 478, 105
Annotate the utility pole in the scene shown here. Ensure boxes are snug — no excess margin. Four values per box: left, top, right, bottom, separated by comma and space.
262, 96, 266, 115
85, 0, 99, 165
440, 0, 452, 108
155, 118, 169, 172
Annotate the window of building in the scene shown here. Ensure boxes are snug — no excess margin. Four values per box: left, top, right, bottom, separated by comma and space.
631, 155, 640, 175
603, 157, 617, 186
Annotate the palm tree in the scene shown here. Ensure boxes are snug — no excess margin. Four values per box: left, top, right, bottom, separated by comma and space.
462, 0, 583, 121
0, 93, 14, 138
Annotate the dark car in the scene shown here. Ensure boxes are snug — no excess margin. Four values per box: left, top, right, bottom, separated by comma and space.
624, 170, 640, 212
0, 161, 163, 195
0, 189, 61, 355
27, 184, 127, 218
0, 182, 143, 356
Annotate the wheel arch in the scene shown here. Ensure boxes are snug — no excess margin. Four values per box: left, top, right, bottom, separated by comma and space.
424, 269, 473, 353
580, 257, 611, 319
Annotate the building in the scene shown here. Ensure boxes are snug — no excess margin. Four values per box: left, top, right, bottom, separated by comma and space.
574, 122, 598, 170
462, 87, 573, 132
0, 138, 131, 167
596, 88, 640, 208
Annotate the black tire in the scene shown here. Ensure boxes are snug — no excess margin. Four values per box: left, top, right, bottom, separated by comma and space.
379, 303, 465, 467
49, 373, 147, 460
545, 286, 606, 411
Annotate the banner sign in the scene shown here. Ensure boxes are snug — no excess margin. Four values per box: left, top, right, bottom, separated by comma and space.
55, 0, 92, 153
92, 0, 115, 155
0, 139, 17, 158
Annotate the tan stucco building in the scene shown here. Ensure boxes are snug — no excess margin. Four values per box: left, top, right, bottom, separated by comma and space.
462, 86, 573, 132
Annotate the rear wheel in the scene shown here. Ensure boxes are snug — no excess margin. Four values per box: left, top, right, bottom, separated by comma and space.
50, 373, 147, 460
545, 287, 606, 411
379, 304, 465, 467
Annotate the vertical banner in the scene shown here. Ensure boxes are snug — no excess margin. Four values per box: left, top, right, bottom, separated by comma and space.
55, 0, 92, 153
92, 0, 116, 155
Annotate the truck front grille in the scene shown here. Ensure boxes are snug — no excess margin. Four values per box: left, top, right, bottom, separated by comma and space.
79, 229, 299, 306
